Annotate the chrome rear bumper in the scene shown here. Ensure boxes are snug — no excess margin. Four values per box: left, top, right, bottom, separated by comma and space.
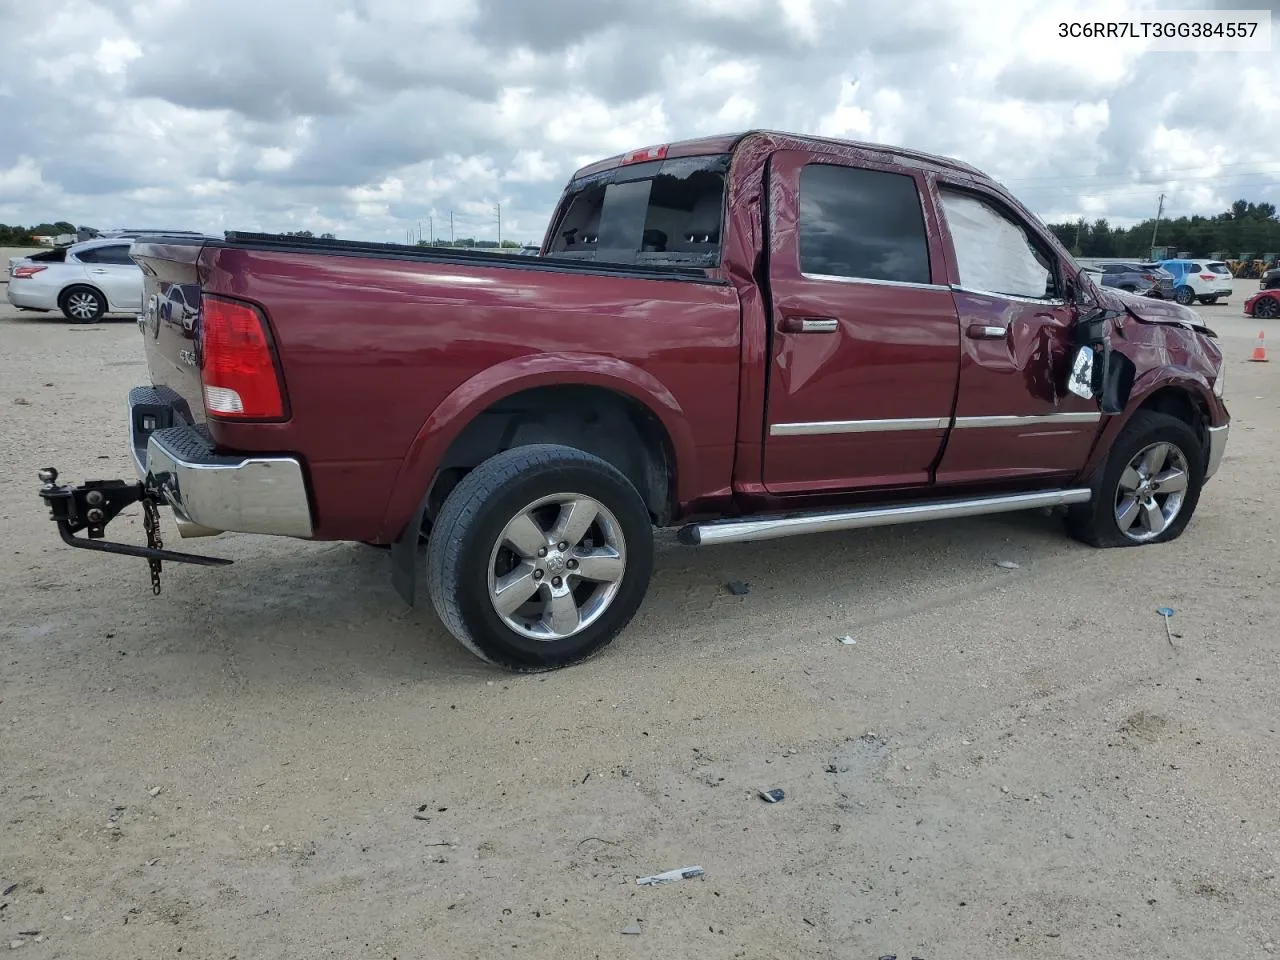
128, 386, 313, 539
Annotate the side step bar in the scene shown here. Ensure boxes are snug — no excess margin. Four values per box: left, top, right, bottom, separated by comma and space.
677, 488, 1094, 546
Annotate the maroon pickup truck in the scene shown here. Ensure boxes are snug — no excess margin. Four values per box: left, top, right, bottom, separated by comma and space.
37, 130, 1229, 671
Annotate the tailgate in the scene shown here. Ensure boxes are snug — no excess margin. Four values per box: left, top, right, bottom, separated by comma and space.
131, 238, 209, 427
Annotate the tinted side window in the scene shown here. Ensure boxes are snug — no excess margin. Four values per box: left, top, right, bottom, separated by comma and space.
79, 245, 133, 264
798, 164, 931, 284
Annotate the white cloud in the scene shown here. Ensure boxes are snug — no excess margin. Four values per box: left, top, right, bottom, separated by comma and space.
0, 0, 1275, 242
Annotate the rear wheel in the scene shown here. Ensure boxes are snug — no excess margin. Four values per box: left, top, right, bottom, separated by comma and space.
1066, 410, 1204, 548
426, 444, 654, 671
1174, 285, 1195, 306
1252, 296, 1280, 319
59, 286, 106, 322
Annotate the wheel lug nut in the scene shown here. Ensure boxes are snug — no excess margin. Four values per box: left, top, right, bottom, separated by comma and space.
567, 559, 578, 570
558, 541, 568, 551
537, 547, 547, 558
533, 569, 543, 580
551, 576, 562, 588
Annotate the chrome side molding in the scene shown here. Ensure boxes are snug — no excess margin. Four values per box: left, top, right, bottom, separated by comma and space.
677, 488, 1093, 546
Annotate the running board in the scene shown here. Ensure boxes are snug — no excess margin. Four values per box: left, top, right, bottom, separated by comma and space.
677, 488, 1094, 546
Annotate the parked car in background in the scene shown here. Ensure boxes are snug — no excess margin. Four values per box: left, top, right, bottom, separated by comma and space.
1158, 259, 1234, 306
1244, 287, 1280, 319
6, 237, 142, 321
1095, 262, 1175, 298
1261, 265, 1280, 291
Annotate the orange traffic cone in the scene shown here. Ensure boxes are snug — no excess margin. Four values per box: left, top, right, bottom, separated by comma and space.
1250, 330, 1268, 362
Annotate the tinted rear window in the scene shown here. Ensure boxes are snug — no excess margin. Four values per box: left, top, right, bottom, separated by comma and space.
1208, 262, 1231, 274
547, 154, 728, 266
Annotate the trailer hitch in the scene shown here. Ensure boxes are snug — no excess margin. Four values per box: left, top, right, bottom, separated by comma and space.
37, 467, 232, 595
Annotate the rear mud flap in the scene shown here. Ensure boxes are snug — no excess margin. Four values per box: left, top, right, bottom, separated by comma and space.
390, 499, 429, 607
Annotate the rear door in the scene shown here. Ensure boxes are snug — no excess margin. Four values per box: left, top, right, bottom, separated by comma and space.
77, 243, 143, 310
931, 183, 1100, 485
761, 150, 960, 494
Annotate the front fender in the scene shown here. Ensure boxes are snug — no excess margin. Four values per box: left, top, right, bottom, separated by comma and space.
378, 353, 698, 540
1080, 367, 1221, 481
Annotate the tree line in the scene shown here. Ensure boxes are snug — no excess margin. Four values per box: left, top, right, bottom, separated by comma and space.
0, 221, 76, 243
1044, 200, 1279, 260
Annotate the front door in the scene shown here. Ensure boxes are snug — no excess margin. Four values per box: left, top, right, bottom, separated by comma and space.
931, 184, 1101, 486
761, 150, 961, 495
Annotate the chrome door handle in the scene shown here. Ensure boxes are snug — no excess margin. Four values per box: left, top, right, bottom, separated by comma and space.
966, 324, 1006, 340
780, 316, 839, 334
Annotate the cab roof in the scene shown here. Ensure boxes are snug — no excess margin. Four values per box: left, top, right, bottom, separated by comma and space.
569, 129, 986, 181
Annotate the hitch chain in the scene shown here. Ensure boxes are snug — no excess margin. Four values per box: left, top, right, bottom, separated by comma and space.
142, 497, 163, 595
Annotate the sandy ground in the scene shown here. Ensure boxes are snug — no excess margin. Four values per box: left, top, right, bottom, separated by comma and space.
1, 282, 1277, 959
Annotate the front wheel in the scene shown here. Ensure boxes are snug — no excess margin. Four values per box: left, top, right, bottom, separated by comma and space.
1066, 410, 1205, 548
425, 444, 654, 671
1174, 285, 1195, 306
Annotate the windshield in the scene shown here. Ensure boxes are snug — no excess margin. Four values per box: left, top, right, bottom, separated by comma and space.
546, 154, 729, 266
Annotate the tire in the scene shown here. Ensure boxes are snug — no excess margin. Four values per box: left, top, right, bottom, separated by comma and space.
1066, 410, 1205, 549
59, 286, 106, 322
425, 443, 654, 671
1174, 285, 1195, 306
1253, 296, 1280, 319
1198, 296, 1218, 305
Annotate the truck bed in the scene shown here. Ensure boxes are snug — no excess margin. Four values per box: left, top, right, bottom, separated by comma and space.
130, 232, 744, 543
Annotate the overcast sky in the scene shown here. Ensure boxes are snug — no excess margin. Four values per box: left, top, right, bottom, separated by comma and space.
0, 0, 1276, 243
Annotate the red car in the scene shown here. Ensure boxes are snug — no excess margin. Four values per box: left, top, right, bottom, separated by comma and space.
37, 130, 1230, 671
1244, 288, 1280, 319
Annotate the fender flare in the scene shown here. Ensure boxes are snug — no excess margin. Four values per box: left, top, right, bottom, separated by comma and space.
379, 352, 697, 545
1081, 368, 1216, 480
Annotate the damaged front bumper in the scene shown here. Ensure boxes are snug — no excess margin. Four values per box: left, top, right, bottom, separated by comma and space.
1205, 423, 1228, 481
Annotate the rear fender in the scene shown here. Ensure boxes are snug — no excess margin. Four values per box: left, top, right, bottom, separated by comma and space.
378, 353, 697, 542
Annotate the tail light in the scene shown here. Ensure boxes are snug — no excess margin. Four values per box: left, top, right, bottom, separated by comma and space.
199, 294, 286, 420
1200, 274, 1215, 281
1141, 273, 1157, 281
12, 265, 46, 279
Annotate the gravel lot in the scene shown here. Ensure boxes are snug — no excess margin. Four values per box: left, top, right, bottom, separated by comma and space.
1, 283, 1276, 959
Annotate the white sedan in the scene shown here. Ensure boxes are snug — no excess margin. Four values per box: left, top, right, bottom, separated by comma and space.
7, 238, 143, 322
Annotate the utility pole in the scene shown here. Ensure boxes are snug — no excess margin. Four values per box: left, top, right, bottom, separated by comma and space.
1074, 217, 1084, 251
495, 202, 502, 246
417, 220, 422, 244
429, 215, 434, 246
1150, 193, 1166, 251
450, 210, 454, 246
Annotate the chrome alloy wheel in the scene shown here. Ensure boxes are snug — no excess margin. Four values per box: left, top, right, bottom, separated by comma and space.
486, 493, 627, 641
1114, 441, 1190, 542
66, 291, 101, 320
